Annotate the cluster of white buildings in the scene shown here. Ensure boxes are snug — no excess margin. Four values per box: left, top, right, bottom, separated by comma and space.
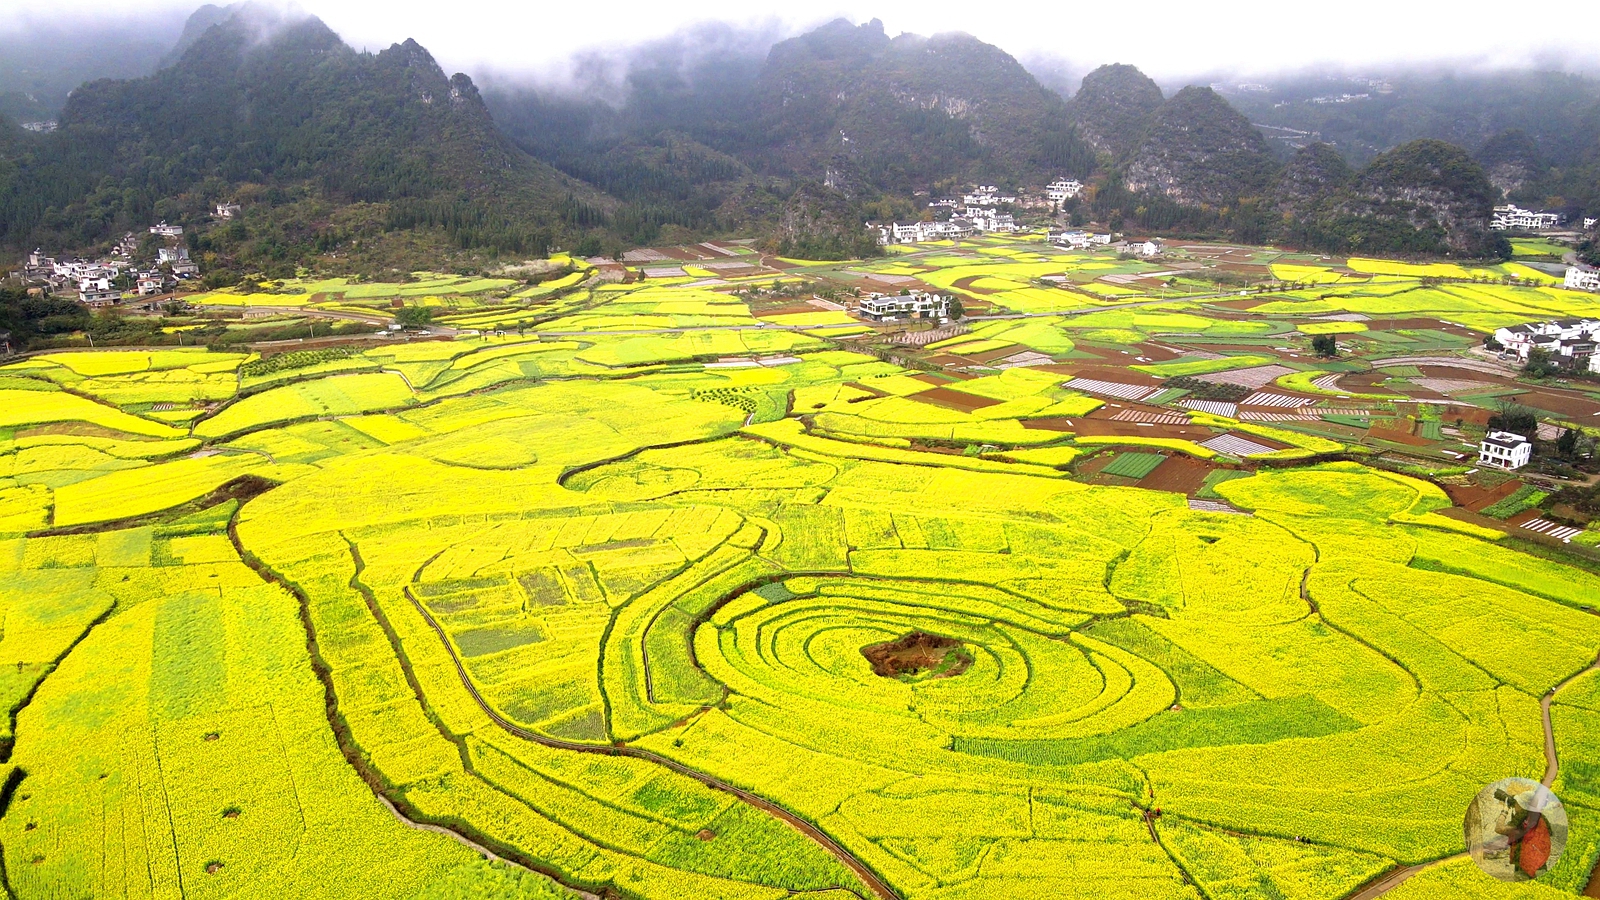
1045, 179, 1085, 204
856, 291, 951, 323
1048, 229, 1113, 250
24, 222, 197, 307
1566, 264, 1600, 293
1493, 318, 1600, 374
876, 208, 1018, 245
962, 185, 1016, 206
1492, 204, 1563, 231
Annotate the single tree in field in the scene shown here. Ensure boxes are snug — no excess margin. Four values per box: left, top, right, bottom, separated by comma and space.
1311, 334, 1338, 357
948, 297, 964, 320
395, 306, 434, 329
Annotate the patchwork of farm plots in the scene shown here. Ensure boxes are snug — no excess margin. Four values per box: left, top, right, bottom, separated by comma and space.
4, 249, 1600, 900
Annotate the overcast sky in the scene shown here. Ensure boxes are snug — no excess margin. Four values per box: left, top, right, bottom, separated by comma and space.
7, 0, 1600, 86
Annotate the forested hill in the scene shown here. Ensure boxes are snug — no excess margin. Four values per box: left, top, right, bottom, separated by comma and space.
0, 5, 609, 273
746, 19, 1096, 189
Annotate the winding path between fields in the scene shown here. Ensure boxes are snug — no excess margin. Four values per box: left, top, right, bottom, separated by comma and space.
1347, 622, 1600, 899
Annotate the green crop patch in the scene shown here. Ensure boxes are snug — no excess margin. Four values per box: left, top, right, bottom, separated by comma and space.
1100, 451, 1167, 478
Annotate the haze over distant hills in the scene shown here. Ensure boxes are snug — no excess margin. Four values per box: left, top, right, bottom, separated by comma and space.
3, 4, 1599, 275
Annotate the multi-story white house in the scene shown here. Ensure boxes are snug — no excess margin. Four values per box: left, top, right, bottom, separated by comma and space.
77, 276, 121, 307
1566, 265, 1600, 292
1494, 318, 1600, 373
1046, 179, 1085, 203
216, 203, 241, 219
1585, 217, 1598, 231
1479, 431, 1532, 470
158, 247, 190, 264
150, 222, 184, 237
857, 292, 951, 322
1491, 205, 1562, 230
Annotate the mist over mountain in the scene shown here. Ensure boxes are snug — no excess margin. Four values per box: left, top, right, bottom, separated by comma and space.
0, 3, 608, 277
3, 5, 1599, 273
0, 8, 191, 122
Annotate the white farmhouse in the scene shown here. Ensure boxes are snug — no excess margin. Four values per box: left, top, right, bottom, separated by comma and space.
158, 247, 190, 264
150, 222, 184, 237
77, 276, 121, 307
1046, 179, 1084, 203
1479, 431, 1532, 470
1566, 265, 1600, 293
857, 291, 950, 322
1491, 205, 1562, 230
1585, 217, 1598, 231
216, 203, 241, 219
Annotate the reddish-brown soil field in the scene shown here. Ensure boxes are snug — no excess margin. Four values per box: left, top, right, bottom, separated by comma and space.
1138, 454, 1218, 495
843, 381, 889, 398
911, 387, 1003, 412
1443, 477, 1524, 513
1516, 389, 1600, 419
952, 275, 1002, 295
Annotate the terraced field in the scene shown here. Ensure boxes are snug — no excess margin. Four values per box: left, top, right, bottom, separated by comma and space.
3, 245, 1600, 899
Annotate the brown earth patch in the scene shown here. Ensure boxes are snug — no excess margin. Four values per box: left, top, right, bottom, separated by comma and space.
17, 422, 163, 441
1133, 342, 1185, 362
1058, 364, 1165, 385
1138, 454, 1219, 495
1444, 477, 1524, 513
1367, 421, 1431, 446
962, 344, 1024, 364
911, 387, 1002, 411
1336, 372, 1390, 393
952, 275, 1002, 295
861, 632, 973, 679
1517, 389, 1600, 419
843, 381, 889, 398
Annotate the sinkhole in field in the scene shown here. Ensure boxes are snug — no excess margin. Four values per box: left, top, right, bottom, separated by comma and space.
860, 632, 974, 681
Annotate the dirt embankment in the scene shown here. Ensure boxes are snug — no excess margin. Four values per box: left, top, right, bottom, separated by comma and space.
862, 632, 972, 679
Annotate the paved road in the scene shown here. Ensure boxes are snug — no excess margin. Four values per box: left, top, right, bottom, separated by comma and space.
239, 304, 457, 336
530, 291, 1245, 339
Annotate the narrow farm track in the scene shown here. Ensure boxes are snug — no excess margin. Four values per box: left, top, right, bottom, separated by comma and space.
1543, 651, 1600, 787
1353, 644, 1600, 899
225, 520, 620, 900
398, 583, 898, 900
368, 791, 601, 900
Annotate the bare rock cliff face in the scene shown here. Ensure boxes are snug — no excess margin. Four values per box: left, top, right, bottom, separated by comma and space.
1475, 129, 1544, 199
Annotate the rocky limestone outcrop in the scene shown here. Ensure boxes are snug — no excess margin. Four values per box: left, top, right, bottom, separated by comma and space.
1123, 86, 1278, 206
1064, 64, 1163, 158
